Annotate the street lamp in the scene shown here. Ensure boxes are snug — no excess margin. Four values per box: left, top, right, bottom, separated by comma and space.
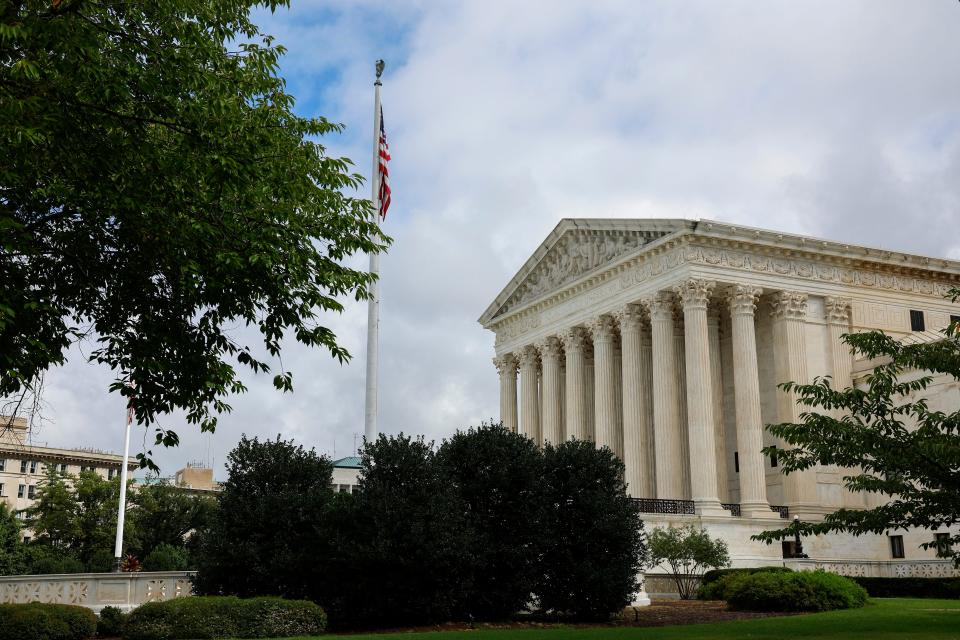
792, 515, 809, 559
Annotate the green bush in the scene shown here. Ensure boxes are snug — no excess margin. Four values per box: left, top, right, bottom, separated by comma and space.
122, 597, 326, 640
726, 570, 868, 612
852, 577, 960, 599
142, 544, 190, 572
0, 603, 98, 640
97, 607, 127, 637
697, 566, 793, 600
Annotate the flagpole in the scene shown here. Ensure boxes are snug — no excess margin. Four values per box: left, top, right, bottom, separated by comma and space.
363, 60, 384, 447
113, 390, 133, 571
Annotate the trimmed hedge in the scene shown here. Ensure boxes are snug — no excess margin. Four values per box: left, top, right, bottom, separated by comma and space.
97, 606, 128, 637
0, 603, 97, 640
727, 570, 868, 612
122, 597, 326, 640
852, 577, 960, 599
697, 566, 793, 600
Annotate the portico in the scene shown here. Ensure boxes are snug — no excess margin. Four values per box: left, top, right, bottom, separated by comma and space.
480, 219, 960, 525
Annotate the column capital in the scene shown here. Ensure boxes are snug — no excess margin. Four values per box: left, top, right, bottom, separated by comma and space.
727, 284, 763, 316
645, 292, 676, 321
493, 353, 517, 376
824, 296, 852, 325
587, 315, 617, 343
535, 336, 563, 360
674, 278, 716, 310
516, 345, 540, 368
614, 303, 647, 332
559, 326, 588, 352
769, 290, 808, 321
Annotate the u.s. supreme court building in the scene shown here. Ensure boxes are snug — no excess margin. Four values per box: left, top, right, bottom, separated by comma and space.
480, 219, 959, 579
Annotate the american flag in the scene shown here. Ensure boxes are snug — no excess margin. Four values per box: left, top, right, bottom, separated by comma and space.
378, 107, 391, 220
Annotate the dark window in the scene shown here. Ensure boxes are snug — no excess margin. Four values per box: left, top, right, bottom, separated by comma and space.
950, 315, 960, 327
19, 460, 26, 473
734, 451, 740, 473
770, 446, 779, 467
781, 540, 796, 558
890, 535, 905, 559
910, 310, 925, 332
27, 485, 36, 500
17, 484, 25, 498
936, 533, 952, 557
0, 459, 5, 472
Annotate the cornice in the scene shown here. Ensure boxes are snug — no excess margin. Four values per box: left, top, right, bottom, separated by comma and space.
488, 224, 960, 348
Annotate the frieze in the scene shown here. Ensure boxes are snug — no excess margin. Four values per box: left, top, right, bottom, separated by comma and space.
683, 247, 956, 299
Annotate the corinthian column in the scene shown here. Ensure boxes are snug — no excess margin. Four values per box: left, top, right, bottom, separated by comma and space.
727, 285, 773, 518
616, 304, 654, 497
825, 296, 865, 508
517, 346, 541, 443
649, 293, 684, 499
560, 328, 588, 441
707, 307, 728, 502
675, 279, 725, 515
493, 353, 518, 433
537, 337, 564, 445
770, 291, 818, 518
588, 315, 618, 454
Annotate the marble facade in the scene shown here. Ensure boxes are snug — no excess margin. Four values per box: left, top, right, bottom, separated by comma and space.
480, 218, 960, 567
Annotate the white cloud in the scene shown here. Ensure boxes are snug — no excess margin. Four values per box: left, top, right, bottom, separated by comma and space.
34, 0, 960, 477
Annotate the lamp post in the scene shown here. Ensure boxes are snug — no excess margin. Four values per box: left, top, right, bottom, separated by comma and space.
792, 515, 808, 559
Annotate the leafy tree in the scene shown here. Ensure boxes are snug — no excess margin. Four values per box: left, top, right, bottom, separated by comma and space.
192, 435, 335, 599
754, 290, 960, 564
537, 440, 646, 620
73, 471, 125, 565
129, 481, 216, 559
27, 469, 80, 548
0, 503, 27, 575
1, 0, 387, 470
647, 525, 730, 600
436, 424, 544, 620
143, 542, 191, 571
325, 434, 474, 629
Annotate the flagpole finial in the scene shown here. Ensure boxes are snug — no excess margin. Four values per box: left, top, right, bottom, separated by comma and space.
375, 59, 385, 85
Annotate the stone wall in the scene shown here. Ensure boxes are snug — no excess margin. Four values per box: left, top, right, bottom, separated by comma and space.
0, 571, 194, 612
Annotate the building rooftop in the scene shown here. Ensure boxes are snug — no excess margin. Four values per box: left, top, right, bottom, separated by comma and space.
333, 456, 361, 469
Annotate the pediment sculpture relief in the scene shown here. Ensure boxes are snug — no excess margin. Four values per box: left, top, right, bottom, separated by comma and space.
498, 230, 666, 315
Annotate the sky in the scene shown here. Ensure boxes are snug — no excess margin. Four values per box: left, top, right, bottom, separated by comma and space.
27, 0, 960, 478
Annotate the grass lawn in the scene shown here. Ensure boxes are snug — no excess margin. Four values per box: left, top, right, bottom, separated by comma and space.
327, 598, 960, 640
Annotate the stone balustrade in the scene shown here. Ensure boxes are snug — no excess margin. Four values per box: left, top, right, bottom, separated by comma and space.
0, 571, 194, 612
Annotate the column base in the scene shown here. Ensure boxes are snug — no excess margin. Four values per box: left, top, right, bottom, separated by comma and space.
693, 499, 729, 517
741, 502, 782, 519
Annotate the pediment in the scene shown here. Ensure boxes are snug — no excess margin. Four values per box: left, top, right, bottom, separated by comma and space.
480, 219, 691, 324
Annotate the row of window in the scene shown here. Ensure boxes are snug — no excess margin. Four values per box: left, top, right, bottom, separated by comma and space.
0, 483, 37, 499
0, 459, 116, 478
888, 533, 953, 559
909, 309, 960, 332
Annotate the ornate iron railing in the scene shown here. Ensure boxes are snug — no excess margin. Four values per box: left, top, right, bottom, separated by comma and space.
721, 503, 741, 517
770, 505, 790, 519
632, 498, 696, 515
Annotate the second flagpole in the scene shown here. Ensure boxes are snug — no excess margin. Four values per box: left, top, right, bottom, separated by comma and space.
363, 60, 384, 447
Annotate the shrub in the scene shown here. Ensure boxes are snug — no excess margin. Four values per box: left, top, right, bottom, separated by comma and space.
647, 525, 729, 599
97, 607, 127, 638
697, 567, 793, 600
852, 577, 960, 599
142, 544, 189, 572
123, 597, 326, 640
726, 570, 868, 612
0, 603, 97, 640
536, 440, 646, 621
